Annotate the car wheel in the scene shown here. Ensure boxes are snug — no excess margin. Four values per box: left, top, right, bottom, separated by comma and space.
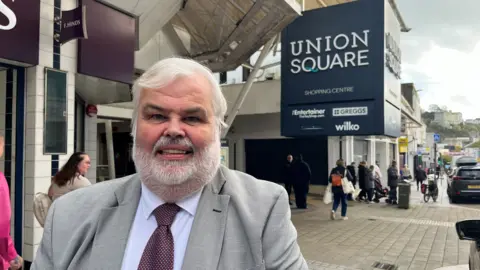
451, 196, 459, 204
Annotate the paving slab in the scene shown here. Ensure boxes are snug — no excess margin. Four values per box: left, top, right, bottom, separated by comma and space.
299, 177, 476, 270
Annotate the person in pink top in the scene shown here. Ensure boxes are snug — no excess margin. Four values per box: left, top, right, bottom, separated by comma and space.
0, 136, 23, 270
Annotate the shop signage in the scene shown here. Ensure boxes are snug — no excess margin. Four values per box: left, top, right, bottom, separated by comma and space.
0, 0, 17, 30
57, 5, 88, 44
288, 30, 370, 74
398, 137, 408, 153
86, 104, 97, 117
0, 0, 40, 65
280, 0, 402, 138
77, 0, 136, 84
282, 100, 377, 136
332, 106, 368, 117
385, 32, 401, 79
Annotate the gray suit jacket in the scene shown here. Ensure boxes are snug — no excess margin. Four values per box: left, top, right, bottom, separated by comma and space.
32, 166, 308, 270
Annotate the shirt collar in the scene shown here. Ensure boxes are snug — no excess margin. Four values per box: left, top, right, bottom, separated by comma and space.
140, 182, 203, 220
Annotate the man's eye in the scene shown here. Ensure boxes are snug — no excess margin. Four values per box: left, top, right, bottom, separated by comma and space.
150, 114, 166, 120
184, 116, 201, 122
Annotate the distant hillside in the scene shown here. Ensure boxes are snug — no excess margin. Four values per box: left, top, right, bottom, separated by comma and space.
421, 111, 480, 141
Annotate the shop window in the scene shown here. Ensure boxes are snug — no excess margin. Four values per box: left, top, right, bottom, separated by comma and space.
44, 68, 67, 154
74, 95, 85, 152
354, 139, 368, 164
219, 72, 227, 84
242, 60, 251, 82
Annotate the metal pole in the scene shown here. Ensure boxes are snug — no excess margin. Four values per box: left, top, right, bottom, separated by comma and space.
105, 120, 116, 180
221, 37, 276, 138
433, 142, 437, 181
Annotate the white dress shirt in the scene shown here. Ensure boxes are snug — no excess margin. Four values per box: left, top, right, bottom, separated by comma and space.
121, 183, 202, 270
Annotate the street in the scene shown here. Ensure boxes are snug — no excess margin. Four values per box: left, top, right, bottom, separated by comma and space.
292, 177, 479, 270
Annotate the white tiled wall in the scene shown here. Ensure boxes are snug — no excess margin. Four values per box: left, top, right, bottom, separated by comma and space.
24, 66, 51, 261
85, 116, 97, 183
22, 0, 79, 261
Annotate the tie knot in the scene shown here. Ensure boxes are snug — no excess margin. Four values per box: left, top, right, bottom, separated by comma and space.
152, 203, 181, 226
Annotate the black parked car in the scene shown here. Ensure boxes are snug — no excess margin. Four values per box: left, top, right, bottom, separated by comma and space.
447, 156, 480, 203
456, 220, 480, 269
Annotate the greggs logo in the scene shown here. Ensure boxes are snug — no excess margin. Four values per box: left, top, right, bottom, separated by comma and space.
0, 0, 17, 31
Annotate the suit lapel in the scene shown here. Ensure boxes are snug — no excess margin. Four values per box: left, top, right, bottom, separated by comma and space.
88, 176, 141, 270
182, 167, 230, 270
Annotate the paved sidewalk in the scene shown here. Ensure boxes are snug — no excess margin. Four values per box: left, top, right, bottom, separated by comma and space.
292, 178, 477, 270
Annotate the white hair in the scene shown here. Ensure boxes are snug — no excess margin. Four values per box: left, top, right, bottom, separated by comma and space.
130, 57, 228, 137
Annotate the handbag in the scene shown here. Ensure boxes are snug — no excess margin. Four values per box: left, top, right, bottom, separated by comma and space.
323, 183, 333, 204
33, 185, 53, 228
341, 170, 355, 194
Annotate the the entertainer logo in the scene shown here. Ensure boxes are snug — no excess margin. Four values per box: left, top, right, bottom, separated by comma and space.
292, 109, 325, 119
335, 121, 360, 131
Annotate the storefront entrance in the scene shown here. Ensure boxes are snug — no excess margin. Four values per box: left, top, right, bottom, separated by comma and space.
0, 63, 26, 254
244, 137, 329, 185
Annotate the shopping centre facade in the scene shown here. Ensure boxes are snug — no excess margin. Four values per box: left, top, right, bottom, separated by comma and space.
1, 0, 425, 265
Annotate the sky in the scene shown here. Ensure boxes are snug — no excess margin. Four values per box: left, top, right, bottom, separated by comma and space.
397, 0, 480, 120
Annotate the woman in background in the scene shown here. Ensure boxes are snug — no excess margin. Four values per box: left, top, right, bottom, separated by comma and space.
366, 165, 376, 203
0, 136, 23, 270
49, 152, 92, 201
329, 159, 353, 220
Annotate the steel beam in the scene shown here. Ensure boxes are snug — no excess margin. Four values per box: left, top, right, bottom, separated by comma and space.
221, 37, 276, 138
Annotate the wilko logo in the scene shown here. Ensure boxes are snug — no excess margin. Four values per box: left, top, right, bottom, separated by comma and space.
332, 106, 368, 117
335, 121, 360, 131
0, 0, 17, 31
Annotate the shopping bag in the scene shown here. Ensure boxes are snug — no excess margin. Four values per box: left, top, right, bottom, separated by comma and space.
342, 177, 355, 194
351, 188, 360, 200
323, 184, 333, 204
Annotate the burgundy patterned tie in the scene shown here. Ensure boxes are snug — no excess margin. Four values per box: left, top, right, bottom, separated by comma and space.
138, 203, 181, 270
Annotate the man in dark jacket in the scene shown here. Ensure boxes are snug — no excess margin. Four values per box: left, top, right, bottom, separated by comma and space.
357, 162, 367, 201
346, 162, 357, 187
346, 162, 357, 200
293, 154, 311, 209
282, 154, 295, 205
415, 165, 427, 191
387, 161, 399, 204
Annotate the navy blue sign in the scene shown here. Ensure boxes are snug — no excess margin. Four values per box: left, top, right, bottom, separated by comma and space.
281, 0, 384, 105
282, 101, 377, 137
281, 0, 401, 137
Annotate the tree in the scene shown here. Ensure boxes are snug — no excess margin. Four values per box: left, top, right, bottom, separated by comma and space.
429, 104, 442, 112
455, 145, 462, 152
442, 155, 452, 164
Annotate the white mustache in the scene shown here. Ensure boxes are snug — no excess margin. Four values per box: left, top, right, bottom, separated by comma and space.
152, 137, 195, 154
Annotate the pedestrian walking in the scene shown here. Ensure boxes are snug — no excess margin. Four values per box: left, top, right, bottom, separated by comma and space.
329, 159, 353, 220
357, 161, 368, 201
386, 161, 399, 205
415, 165, 427, 191
282, 154, 295, 205
293, 154, 311, 209
366, 165, 376, 203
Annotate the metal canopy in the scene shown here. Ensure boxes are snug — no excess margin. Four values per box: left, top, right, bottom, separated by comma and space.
170, 0, 301, 72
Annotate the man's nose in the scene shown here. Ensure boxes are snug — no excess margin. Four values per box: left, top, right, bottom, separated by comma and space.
163, 119, 186, 138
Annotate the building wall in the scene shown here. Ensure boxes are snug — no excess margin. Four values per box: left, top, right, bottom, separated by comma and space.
225, 113, 284, 172
20, 0, 88, 262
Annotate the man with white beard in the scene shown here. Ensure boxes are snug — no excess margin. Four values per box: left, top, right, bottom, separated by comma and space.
32, 57, 307, 270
